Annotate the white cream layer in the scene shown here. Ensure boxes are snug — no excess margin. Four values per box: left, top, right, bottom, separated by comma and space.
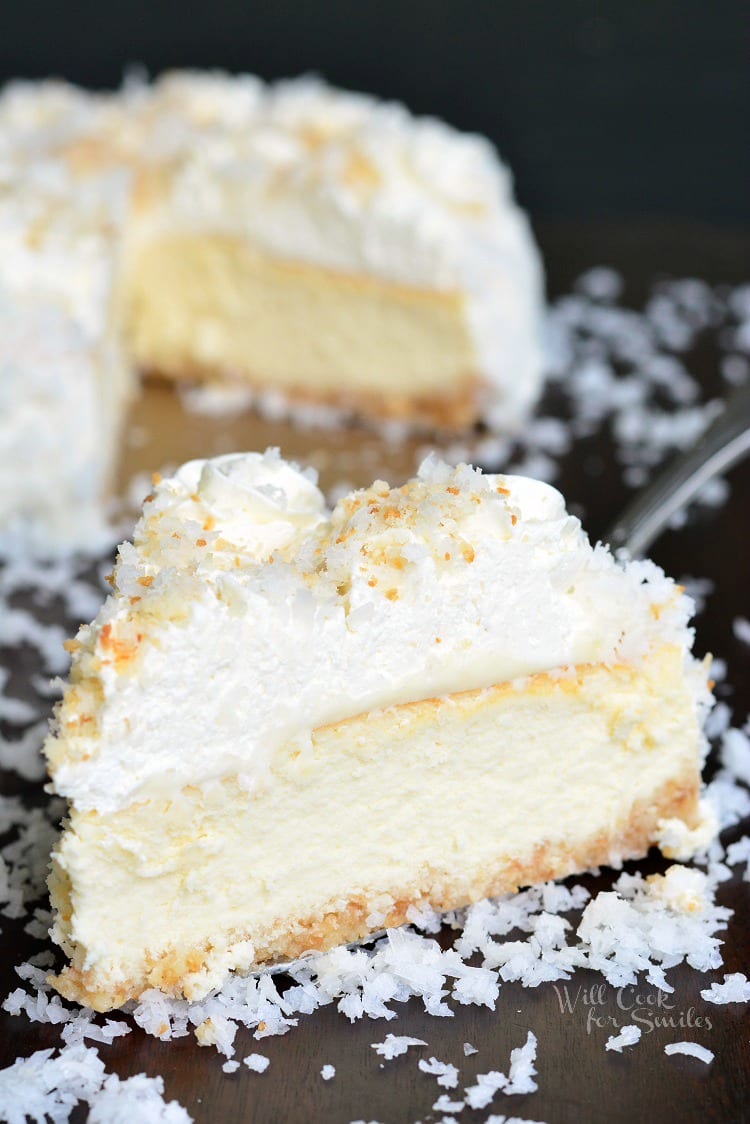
0, 150, 131, 553
47, 451, 700, 814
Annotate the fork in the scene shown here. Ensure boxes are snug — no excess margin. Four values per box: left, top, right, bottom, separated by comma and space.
606, 380, 750, 557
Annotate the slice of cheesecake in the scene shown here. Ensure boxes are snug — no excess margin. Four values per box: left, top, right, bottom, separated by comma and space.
44, 451, 712, 1011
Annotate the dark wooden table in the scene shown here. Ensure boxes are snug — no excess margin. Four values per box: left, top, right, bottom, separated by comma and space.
1, 220, 748, 1124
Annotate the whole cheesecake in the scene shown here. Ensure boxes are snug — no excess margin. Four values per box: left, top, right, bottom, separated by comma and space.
0, 72, 544, 549
44, 451, 713, 1011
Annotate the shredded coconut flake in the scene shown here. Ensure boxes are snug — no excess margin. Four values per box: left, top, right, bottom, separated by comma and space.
243, 1053, 270, 1073
464, 1070, 508, 1111
371, 1034, 427, 1060
484, 1117, 550, 1124
664, 1041, 714, 1064
700, 972, 750, 1005
418, 1057, 459, 1089
505, 1031, 538, 1095
463, 1031, 538, 1109
605, 1025, 642, 1052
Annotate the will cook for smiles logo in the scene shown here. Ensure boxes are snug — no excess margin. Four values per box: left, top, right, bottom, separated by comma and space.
553, 983, 713, 1036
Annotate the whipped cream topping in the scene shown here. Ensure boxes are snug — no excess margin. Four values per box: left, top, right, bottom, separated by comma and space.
47, 452, 699, 814
170, 451, 327, 556
0, 286, 125, 555
0, 104, 132, 553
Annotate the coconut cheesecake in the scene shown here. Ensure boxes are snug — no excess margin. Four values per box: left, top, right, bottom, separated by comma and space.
0, 72, 544, 549
44, 450, 713, 1011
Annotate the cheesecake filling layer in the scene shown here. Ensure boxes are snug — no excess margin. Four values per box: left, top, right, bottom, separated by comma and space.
123, 233, 478, 412
50, 644, 706, 1010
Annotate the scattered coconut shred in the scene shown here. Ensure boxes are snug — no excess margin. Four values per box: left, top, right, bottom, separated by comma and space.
1, 272, 750, 1123
605, 1025, 642, 1053
664, 1042, 715, 1065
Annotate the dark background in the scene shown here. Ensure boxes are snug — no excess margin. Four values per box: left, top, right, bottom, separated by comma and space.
1, 0, 747, 226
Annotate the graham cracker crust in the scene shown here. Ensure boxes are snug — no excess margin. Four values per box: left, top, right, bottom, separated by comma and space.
144, 365, 484, 431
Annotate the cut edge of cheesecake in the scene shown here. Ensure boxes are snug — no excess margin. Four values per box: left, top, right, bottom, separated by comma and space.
120, 232, 486, 429
47, 642, 711, 1013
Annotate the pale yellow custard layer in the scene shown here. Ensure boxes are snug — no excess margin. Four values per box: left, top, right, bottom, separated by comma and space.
50, 644, 706, 1011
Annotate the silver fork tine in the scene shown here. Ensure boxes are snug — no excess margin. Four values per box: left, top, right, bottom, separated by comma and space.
606, 380, 750, 558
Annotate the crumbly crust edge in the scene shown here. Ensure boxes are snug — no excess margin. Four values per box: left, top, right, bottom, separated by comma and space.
144, 365, 484, 430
